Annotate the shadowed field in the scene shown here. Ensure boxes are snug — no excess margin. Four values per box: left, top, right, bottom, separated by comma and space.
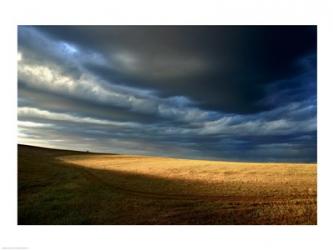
18, 144, 317, 225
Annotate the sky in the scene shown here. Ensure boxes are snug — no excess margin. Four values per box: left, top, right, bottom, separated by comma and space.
17, 26, 317, 162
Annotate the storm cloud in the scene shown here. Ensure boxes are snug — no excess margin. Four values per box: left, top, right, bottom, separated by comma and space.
18, 26, 317, 162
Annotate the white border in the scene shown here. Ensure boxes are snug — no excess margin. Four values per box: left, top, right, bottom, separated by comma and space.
1, 0, 333, 249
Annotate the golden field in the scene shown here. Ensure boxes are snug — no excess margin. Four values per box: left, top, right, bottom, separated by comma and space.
18, 144, 317, 225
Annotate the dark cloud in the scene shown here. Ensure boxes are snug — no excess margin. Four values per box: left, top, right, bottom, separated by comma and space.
18, 26, 317, 162
33, 25, 316, 114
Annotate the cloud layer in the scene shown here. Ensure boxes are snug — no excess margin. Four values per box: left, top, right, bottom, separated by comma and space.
18, 26, 317, 162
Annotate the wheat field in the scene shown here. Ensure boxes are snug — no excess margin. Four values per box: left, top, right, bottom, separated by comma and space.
18, 145, 317, 225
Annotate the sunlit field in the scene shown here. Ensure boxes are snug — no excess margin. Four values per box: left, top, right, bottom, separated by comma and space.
18, 144, 316, 225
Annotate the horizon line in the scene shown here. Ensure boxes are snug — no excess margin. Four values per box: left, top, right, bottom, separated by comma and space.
17, 143, 317, 165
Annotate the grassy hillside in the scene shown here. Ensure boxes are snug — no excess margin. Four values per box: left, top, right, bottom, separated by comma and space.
18, 144, 317, 225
